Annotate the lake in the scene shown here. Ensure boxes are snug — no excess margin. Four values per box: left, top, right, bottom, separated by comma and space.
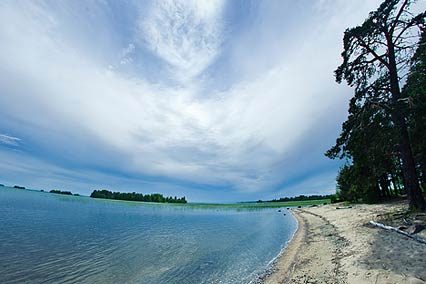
0, 187, 297, 284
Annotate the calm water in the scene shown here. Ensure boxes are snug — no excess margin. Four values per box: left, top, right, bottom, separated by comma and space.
0, 187, 297, 284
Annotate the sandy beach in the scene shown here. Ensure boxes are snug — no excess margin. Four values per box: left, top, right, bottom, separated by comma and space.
264, 202, 426, 284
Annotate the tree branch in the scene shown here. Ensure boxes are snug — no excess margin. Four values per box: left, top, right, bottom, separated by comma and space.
390, 0, 410, 35
356, 36, 390, 68
393, 13, 425, 44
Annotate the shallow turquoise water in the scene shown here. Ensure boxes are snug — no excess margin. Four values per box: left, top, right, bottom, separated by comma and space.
0, 187, 297, 284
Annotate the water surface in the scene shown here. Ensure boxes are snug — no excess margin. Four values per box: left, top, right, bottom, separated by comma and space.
0, 187, 297, 284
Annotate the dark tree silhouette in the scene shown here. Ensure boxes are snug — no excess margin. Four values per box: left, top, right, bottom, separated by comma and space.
334, 0, 426, 210
50, 189, 73, 195
90, 189, 187, 204
404, 31, 426, 189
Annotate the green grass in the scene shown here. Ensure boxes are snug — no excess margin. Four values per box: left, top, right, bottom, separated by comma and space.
184, 199, 331, 209
2, 185, 330, 210
82, 197, 331, 210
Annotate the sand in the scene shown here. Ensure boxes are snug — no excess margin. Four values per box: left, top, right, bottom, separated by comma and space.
263, 202, 426, 284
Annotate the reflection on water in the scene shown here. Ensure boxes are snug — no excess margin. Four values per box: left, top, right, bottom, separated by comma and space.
0, 187, 297, 284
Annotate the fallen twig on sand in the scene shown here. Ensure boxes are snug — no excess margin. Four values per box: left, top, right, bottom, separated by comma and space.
369, 221, 426, 245
336, 206, 352, 210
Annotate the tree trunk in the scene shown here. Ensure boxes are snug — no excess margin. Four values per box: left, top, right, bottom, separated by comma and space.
378, 176, 386, 197
390, 171, 400, 195
420, 164, 426, 191
393, 115, 425, 209
388, 41, 426, 211
381, 174, 391, 197
397, 160, 407, 195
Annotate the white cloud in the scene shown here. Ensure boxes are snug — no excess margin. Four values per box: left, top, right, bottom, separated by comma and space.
1, 0, 411, 199
0, 149, 201, 198
120, 43, 135, 65
0, 134, 21, 146
139, 0, 225, 83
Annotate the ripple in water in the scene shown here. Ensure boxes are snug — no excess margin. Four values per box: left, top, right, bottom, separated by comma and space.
0, 187, 297, 284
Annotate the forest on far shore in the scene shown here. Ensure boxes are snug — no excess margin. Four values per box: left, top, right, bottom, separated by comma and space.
257, 195, 333, 203
90, 189, 187, 204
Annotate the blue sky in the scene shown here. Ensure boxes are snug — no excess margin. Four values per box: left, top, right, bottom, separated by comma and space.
1, 0, 416, 202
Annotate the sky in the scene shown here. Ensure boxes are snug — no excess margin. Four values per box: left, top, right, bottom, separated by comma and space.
0, 0, 414, 202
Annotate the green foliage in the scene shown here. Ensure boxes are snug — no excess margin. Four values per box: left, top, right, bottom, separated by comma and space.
336, 165, 357, 202
187, 199, 331, 209
404, 31, 426, 188
90, 189, 187, 204
328, 0, 426, 210
335, 164, 382, 204
330, 194, 339, 204
50, 189, 73, 195
258, 194, 334, 203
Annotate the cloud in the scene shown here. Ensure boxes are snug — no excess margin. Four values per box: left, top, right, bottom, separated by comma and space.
0, 134, 21, 146
0, 0, 406, 201
273, 170, 339, 199
119, 43, 135, 65
139, 0, 225, 83
0, 149, 206, 198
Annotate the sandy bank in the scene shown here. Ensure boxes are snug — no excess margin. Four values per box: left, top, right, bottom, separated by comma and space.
264, 202, 426, 284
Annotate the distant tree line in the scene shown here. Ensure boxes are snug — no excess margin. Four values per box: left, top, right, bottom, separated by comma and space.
257, 194, 334, 203
90, 189, 187, 204
326, 0, 426, 210
50, 189, 73, 195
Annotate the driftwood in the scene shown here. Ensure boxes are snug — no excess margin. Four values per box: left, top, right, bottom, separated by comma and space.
369, 221, 426, 245
336, 206, 352, 210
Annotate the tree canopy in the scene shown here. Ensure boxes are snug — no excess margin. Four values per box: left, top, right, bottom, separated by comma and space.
90, 189, 187, 204
404, 31, 426, 187
257, 194, 333, 203
328, 0, 426, 210
50, 189, 73, 195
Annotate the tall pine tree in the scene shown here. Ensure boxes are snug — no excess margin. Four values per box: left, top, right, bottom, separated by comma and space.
331, 0, 426, 210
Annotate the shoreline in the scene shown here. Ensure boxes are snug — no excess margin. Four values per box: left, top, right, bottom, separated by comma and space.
256, 209, 304, 284
263, 203, 426, 284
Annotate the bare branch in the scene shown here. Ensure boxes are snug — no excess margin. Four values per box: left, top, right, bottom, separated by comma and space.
393, 13, 425, 44
390, 0, 410, 35
357, 36, 390, 68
